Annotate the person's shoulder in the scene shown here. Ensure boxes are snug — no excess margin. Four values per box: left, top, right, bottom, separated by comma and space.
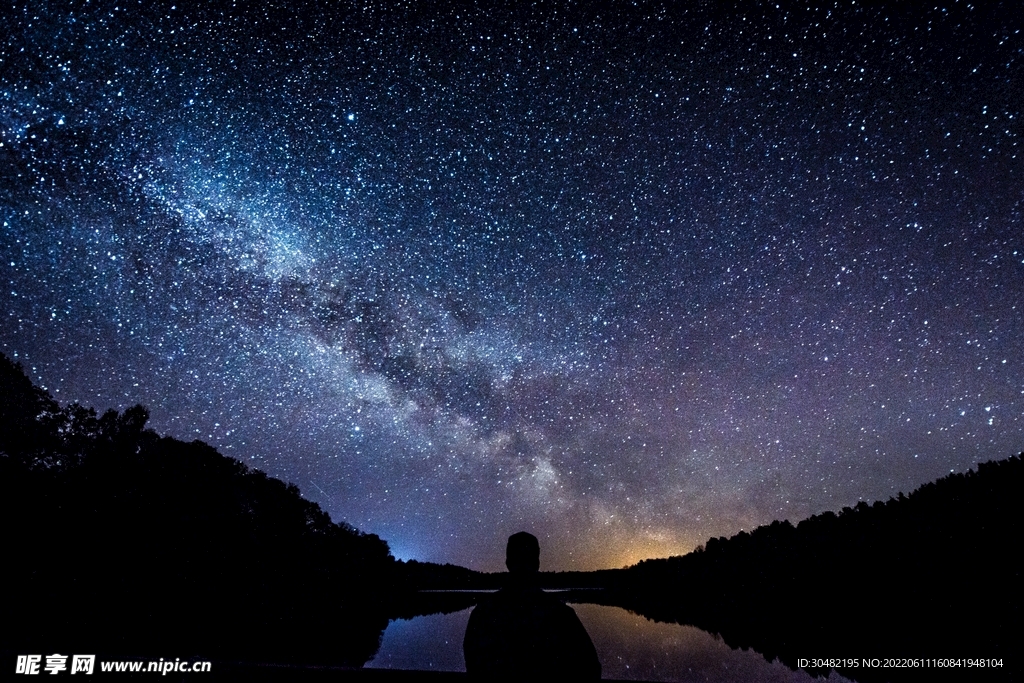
548, 595, 582, 619
468, 591, 499, 616
490, 585, 543, 600
523, 589, 582, 623
529, 588, 571, 608
473, 586, 580, 614
470, 588, 521, 615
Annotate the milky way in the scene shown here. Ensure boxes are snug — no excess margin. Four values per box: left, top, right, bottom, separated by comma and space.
3, 1, 1022, 570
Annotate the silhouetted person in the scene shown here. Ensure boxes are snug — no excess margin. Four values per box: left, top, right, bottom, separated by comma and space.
463, 532, 601, 681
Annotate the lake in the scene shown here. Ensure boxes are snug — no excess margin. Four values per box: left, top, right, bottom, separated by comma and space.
366, 598, 854, 682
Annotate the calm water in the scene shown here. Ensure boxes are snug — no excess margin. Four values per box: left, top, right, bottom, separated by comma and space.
367, 601, 854, 683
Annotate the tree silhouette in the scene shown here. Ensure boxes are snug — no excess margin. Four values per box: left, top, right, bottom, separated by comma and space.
0, 353, 395, 666
605, 454, 1021, 682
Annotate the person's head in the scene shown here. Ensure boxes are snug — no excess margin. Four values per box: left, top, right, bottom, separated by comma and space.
505, 531, 540, 574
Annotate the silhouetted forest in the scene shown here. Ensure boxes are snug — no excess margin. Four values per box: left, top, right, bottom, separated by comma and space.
395, 453, 1021, 678
602, 454, 1022, 682
0, 353, 401, 666
4, 352, 1019, 680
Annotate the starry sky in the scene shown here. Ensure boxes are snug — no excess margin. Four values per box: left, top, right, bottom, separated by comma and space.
3, 0, 1022, 571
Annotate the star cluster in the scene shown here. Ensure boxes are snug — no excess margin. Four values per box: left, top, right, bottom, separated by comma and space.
3, 0, 1023, 570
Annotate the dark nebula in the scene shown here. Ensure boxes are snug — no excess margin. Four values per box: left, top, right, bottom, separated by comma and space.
3, 1, 1022, 570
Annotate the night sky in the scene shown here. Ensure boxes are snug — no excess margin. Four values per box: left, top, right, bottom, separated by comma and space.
3, 1, 1022, 571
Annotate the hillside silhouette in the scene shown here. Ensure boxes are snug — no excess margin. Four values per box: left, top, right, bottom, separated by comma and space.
3, 352, 1019, 680
603, 454, 1021, 681
0, 353, 397, 666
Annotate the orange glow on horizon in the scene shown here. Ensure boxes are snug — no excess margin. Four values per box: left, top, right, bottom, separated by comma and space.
556, 532, 702, 572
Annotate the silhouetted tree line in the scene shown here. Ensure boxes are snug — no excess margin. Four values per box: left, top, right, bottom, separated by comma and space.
7, 352, 1019, 679
397, 560, 495, 591
0, 354, 396, 666
603, 455, 1022, 682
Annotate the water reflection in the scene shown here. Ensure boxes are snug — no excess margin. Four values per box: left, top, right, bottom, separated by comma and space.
368, 600, 853, 683
575, 604, 850, 683
367, 607, 472, 672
